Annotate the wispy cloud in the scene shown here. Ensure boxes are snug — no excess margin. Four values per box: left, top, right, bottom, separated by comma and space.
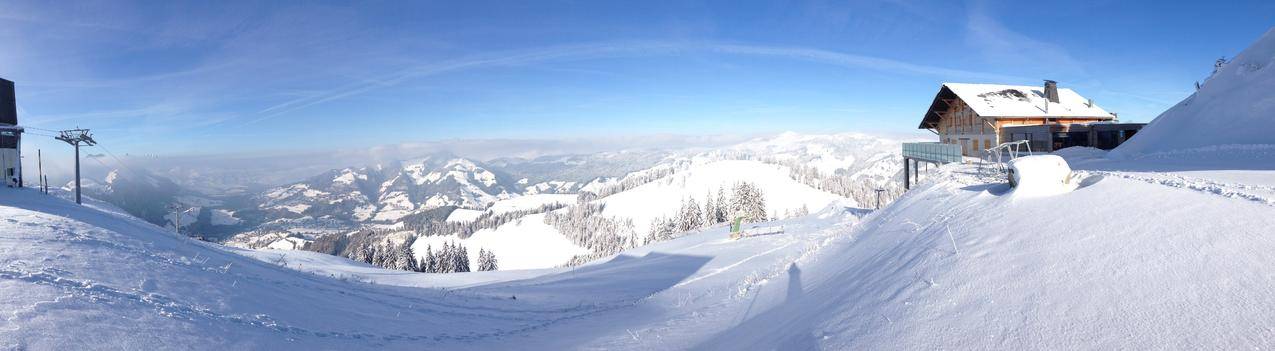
246, 40, 1026, 124
962, 1, 1086, 78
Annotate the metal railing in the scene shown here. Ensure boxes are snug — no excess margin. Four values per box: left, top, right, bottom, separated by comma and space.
902, 142, 962, 164
979, 140, 1033, 176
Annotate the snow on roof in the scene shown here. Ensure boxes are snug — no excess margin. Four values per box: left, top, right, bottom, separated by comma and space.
919, 82, 1116, 128
944, 82, 1115, 118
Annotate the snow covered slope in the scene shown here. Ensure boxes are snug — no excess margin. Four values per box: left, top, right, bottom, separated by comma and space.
700, 156, 1275, 349
0, 185, 867, 349
411, 213, 590, 270
6, 144, 1274, 349
599, 159, 846, 234
1113, 27, 1275, 160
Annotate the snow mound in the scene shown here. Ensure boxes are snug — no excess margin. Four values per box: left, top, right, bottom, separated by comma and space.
1008, 155, 1076, 197
1113, 27, 1275, 160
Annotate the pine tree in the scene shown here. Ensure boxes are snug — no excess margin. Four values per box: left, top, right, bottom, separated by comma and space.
453, 243, 470, 273
703, 191, 717, 225
715, 186, 729, 223
677, 196, 703, 232
730, 182, 768, 223
398, 243, 418, 271
421, 245, 437, 273
477, 248, 499, 271
438, 242, 454, 273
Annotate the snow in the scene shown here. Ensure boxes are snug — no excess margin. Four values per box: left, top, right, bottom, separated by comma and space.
485, 194, 575, 215
5, 26, 1275, 346
580, 177, 617, 193
210, 209, 242, 226
598, 160, 847, 234
279, 203, 309, 214
411, 213, 591, 270
0, 186, 868, 349
522, 180, 579, 195
1008, 155, 1077, 197
1112, 28, 1275, 160
943, 82, 1115, 118
332, 170, 365, 185
6, 133, 1275, 349
446, 208, 484, 223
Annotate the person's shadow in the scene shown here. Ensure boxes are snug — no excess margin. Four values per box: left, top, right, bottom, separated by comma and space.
781, 263, 817, 350
786, 263, 802, 302
696, 262, 819, 350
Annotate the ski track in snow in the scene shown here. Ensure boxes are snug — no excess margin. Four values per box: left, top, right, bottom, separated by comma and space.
671, 241, 797, 289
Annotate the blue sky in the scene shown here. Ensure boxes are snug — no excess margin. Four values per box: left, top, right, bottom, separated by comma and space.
2, 0, 1273, 157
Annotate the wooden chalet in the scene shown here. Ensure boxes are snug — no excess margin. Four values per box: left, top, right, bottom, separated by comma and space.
918, 80, 1140, 156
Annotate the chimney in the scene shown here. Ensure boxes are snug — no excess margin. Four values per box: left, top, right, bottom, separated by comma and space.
1043, 80, 1060, 104
0, 78, 15, 126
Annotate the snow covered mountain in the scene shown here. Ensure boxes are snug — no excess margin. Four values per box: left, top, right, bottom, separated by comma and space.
227, 132, 909, 271
257, 156, 523, 224
57, 132, 908, 274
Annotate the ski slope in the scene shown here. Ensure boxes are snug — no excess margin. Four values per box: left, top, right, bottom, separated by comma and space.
0, 187, 865, 349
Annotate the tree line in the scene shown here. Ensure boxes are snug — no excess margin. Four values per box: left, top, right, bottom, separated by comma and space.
399, 203, 566, 238
304, 230, 497, 273
646, 181, 785, 242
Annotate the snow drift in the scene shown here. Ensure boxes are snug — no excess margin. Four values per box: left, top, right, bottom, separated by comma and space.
1113, 27, 1275, 160
1008, 155, 1076, 197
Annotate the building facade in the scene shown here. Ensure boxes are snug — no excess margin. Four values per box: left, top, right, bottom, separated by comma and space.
1, 78, 23, 187
917, 81, 1138, 156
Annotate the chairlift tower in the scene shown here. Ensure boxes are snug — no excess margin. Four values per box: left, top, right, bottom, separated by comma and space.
55, 128, 95, 204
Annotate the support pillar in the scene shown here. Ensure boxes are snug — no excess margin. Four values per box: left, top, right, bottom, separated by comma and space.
903, 157, 911, 190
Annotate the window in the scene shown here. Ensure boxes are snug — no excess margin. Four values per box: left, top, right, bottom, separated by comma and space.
0, 133, 15, 149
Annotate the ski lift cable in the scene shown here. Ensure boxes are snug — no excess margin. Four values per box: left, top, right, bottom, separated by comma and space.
91, 141, 142, 178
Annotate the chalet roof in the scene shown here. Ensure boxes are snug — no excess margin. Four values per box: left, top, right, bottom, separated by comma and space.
918, 82, 1115, 129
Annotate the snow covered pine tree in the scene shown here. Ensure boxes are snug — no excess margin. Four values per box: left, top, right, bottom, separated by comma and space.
477, 248, 498, 271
